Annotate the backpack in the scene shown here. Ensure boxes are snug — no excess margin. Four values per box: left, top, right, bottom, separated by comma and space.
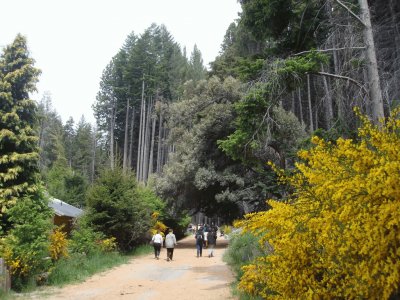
196, 232, 203, 241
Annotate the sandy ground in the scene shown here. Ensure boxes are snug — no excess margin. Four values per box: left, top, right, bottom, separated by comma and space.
19, 235, 237, 300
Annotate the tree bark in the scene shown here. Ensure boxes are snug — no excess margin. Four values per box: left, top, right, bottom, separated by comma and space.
156, 106, 163, 174
110, 98, 116, 171
128, 106, 135, 170
148, 110, 157, 178
297, 87, 304, 127
320, 64, 334, 129
358, 0, 384, 123
143, 98, 152, 182
123, 98, 130, 173
307, 74, 314, 132
91, 126, 96, 184
137, 80, 145, 181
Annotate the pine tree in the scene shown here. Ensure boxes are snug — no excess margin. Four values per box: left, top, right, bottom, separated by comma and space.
0, 34, 41, 231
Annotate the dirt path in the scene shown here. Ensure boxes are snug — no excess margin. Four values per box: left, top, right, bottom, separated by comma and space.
21, 235, 237, 300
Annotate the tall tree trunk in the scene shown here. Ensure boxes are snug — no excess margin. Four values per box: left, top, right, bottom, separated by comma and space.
358, 0, 384, 122
140, 98, 147, 181
320, 64, 334, 129
110, 99, 116, 171
148, 111, 157, 177
128, 106, 135, 170
334, 0, 384, 122
91, 126, 96, 184
389, 0, 400, 105
307, 74, 314, 132
156, 107, 163, 174
143, 98, 152, 182
137, 80, 145, 181
123, 98, 130, 173
327, 0, 344, 120
297, 87, 304, 127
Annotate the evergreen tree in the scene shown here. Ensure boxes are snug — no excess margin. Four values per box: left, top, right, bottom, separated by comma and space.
86, 168, 152, 251
188, 44, 207, 81
37, 92, 65, 171
0, 34, 42, 232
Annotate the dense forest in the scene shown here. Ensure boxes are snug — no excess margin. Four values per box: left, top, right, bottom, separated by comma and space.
1, 0, 400, 297
36, 0, 400, 220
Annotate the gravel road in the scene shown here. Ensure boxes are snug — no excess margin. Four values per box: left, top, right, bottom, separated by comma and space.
20, 235, 236, 300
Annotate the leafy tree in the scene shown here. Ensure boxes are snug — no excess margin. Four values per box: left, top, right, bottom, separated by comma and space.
0, 34, 42, 233
210, 21, 267, 81
236, 108, 400, 298
85, 168, 152, 251
1, 192, 52, 290
154, 76, 275, 220
239, 0, 327, 53
218, 81, 307, 169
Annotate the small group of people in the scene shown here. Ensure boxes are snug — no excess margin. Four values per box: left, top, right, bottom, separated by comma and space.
150, 223, 219, 260
151, 228, 177, 261
194, 223, 218, 258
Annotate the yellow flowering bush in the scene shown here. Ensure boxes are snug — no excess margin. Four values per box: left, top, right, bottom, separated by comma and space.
98, 237, 117, 252
149, 211, 167, 236
237, 108, 400, 299
49, 226, 69, 261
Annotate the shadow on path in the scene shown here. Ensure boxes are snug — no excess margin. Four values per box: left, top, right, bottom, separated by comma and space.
174, 234, 230, 250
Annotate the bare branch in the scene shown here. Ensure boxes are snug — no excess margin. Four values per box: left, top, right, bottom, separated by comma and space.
293, 47, 365, 56
312, 71, 368, 95
334, 0, 365, 26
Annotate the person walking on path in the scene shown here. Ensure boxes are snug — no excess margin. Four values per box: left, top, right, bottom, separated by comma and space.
165, 228, 177, 261
195, 227, 204, 257
207, 229, 217, 258
151, 229, 163, 260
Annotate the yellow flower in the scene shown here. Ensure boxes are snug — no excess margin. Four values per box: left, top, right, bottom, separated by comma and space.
237, 108, 400, 299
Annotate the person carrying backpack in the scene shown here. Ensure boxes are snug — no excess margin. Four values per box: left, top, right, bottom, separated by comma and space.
195, 228, 204, 257
207, 229, 217, 258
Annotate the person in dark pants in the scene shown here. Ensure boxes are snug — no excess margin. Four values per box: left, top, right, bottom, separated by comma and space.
165, 228, 177, 261
207, 229, 217, 257
151, 230, 163, 259
195, 228, 204, 257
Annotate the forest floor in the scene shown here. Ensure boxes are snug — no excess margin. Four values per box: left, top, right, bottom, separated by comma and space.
17, 235, 237, 300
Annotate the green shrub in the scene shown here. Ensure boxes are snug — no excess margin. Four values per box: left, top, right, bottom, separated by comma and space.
69, 218, 104, 255
0, 196, 52, 291
85, 168, 152, 251
224, 232, 264, 300
223, 232, 263, 277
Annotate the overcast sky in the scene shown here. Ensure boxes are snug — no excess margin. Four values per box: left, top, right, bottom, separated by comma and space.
0, 0, 241, 124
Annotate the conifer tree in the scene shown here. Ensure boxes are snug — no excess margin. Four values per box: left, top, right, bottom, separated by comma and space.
0, 34, 41, 231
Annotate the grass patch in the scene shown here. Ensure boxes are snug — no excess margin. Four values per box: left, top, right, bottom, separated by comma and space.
223, 232, 264, 300
0, 289, 17, 300
47, 244, 153, 287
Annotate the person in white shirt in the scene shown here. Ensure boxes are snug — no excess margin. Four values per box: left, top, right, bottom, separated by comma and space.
165, 228, 177, 261
151, 230, 163, 259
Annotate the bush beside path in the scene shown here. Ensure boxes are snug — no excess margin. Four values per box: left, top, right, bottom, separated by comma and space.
19, 235, 236, 300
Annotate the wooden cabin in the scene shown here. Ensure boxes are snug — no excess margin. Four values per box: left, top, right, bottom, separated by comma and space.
48, 198, 83, 234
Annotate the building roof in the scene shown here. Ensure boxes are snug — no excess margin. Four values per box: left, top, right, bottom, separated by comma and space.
48, 198, 83, 218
